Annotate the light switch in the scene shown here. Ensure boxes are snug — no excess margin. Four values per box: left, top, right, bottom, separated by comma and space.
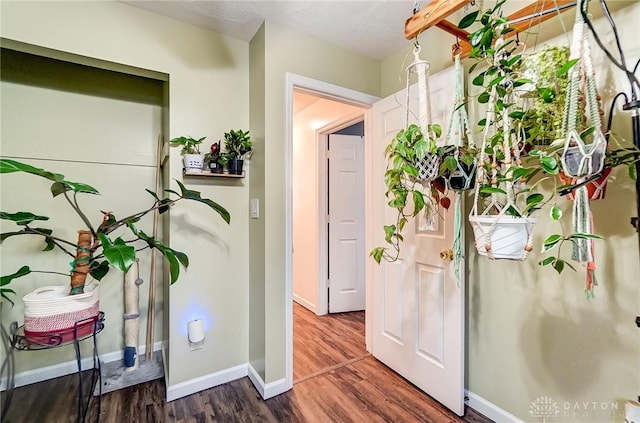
250, 199, 260, 219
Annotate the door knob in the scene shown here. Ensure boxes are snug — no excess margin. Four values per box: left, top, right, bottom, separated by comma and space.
440, 249, 454, 261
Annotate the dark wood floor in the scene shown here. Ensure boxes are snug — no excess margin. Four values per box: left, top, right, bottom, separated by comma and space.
2, 304, 492, 423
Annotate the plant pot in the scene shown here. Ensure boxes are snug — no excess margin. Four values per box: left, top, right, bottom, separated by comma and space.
208, 160, 224, 174
559, 167, 611, 201
227, 159, 244, 175
561, 146, 605, 178
23, 281, 100, 344
469, 215, 536, 260
446, 160, 477, 191
414, 153, 440, 183
183, 154, 205, 171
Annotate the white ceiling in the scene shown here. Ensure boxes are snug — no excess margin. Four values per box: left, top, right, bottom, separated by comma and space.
121, 1, 636, 62
122, 0, 420, 61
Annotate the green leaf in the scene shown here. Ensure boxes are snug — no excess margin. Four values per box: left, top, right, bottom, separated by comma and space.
89, 261, 110, 281
542, 234, 563, 252
568, 233, 604, 240
487, 75, 505, 88
540, 156, 559, 174
470, 29, 484, 47
472, 72, 486, 86
552, 259, 565, 274
398, 217, 408, 232
1, 266, 31, 286
412, 190, 426, 216
174, 180, 231, 224
458, 10, 479, 29
580, 126, 595, 139
370, 247, 384, 264
480, 28, 495, 48
526, 193, 544, 206
1, 288, 17, 307
469, 62, 479, 74
478, 92, 490, 104
146, 189, 160, 201
539, 256, 555, 266
0, 211, 49, 226
443, 155, 458, 172
550, 205, 562, 221
537, 87, 555, 103
98, 233, 136, 273
512, 78, 533, 88
508, 111, 525, 120
556, 59, 579, 77
480, 186, 506, 195
383, 225, 396, 243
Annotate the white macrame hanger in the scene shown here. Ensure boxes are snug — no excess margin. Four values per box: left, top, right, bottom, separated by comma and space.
470, 32, 535, 261
405, 42, 439, 183
561, 0, 606, 178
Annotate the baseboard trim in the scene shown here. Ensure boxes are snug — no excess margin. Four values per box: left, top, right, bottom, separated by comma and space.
465, 390, 524, 423
247, 363, 288, 400
1, 341, 163, 391
292, 295, 316, 314
165, 363, 248, 402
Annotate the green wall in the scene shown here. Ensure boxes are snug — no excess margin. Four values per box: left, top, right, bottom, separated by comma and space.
0, 0, 250, 390
381, 2, 640, 421
252, 21, 381, 384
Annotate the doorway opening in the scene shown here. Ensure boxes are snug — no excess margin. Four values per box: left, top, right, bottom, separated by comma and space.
285, 73, 379, 390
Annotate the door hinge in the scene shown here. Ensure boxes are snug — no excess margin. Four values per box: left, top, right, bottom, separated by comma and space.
327, 279, 330, 287
327, 214, 330, 223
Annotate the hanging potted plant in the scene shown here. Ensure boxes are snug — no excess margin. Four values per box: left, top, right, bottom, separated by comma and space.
0, 159, 230, 342
461, 2, 549, 260
370, 123, 450, 263
219, 129, 252, 175
170, 135, 206, 172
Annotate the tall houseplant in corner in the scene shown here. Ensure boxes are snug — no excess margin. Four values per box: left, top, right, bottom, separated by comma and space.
0, 159, 230, 339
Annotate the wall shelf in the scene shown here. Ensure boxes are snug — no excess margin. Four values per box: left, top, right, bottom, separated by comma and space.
183, 169, 245, 178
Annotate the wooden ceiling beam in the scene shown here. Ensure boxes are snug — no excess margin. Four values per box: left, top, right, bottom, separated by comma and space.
404, 0, 471, 40
404, 0, 576, 60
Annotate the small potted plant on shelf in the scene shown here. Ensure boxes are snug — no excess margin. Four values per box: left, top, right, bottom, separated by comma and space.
170, 135, 206, 172
0, 158, 230, 341
204, 141, 223, 174
220, 129, 252, 175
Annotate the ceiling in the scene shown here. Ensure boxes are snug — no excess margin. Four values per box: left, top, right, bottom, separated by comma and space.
122, 1, 636, 62
122, 0, 421, 61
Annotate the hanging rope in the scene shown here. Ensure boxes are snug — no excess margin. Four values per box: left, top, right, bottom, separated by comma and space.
469, 32, 535, 261
561, 0, 606, 296
445, 55, 476, 283
405, 44, 439, 183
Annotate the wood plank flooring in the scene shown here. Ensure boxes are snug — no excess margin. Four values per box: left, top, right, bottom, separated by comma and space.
2, 303, 492, 423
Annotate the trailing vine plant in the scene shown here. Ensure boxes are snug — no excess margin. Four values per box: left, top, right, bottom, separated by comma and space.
370, 123, 449, 263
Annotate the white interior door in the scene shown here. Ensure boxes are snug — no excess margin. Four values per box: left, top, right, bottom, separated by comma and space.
328, 134, 365, 313
367, 67, 464, 415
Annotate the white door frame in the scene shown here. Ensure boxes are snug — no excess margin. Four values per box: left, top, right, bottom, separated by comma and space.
285, 72, 379, 389
316, 113, 367, 316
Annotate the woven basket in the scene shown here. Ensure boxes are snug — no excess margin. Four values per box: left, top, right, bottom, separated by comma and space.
23, 281, 100, 343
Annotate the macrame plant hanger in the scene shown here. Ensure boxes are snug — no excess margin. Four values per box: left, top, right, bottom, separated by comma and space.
560, 0, 608, 297
405, 42, 440, 183
469, 32, 536, 261
444, 54, 476, 283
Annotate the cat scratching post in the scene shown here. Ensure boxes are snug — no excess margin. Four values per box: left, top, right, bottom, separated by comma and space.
123, 259, 143, 371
